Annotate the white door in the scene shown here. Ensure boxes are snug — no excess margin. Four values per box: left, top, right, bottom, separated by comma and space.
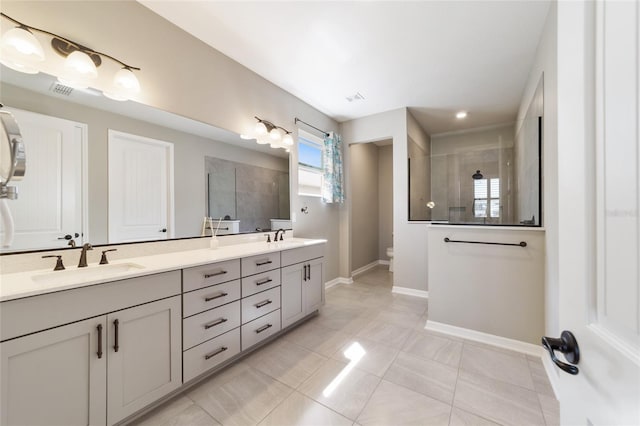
0, 108, 86, 251
281, 262, 304, 328
0, 316, 107, 426
556, 2, 640, 424
106, 296, 182, 425
108, 130, 174, 243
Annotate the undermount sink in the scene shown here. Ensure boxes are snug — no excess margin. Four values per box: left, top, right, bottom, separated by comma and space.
32, 263, 146, 285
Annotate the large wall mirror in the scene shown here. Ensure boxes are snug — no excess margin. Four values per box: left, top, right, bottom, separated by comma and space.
408, 75, 543, 226
0, 67, 291, 253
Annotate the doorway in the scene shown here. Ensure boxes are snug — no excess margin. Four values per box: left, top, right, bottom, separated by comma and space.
349, 139, 393, 274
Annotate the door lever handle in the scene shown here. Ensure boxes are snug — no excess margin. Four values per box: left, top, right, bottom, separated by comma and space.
542, 330, 580, 375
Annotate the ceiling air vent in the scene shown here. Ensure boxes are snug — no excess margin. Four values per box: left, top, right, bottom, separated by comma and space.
49, 82, 74, 96
345, 92, 365, 102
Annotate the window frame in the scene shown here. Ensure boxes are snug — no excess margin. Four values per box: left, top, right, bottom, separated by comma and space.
297, 130, 324, 197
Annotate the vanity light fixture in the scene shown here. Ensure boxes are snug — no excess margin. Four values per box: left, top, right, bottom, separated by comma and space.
456, 111, 468, 119
0, 13, 141, 101
251, 117, 292, 150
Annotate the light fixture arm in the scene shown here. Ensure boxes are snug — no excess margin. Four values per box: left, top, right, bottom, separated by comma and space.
254, 116, 290, 134
0, 12, 141, 71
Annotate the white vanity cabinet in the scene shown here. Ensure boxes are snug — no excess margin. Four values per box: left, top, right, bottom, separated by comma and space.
0, 317, 107, 426
0, 271, 181, 426
281, 245, 325, 329
182, 259, 243, 382
106, 296, 182, 425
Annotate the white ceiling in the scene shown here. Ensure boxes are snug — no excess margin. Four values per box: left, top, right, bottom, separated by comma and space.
139, 1, 550, 135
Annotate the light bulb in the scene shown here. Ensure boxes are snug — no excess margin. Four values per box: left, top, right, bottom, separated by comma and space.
255, 121, 267, 135
269, 128, 282, 141
59, 50, 97, 89
104, 67, 141, 101
456, 111, 468, 119
0, 26, 45, 74
269, 142, 283, 149
65, 50, 98, 78
282, 133, 294, 146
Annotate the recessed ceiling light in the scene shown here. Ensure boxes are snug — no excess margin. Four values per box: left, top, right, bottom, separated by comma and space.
456, 111, 468, 119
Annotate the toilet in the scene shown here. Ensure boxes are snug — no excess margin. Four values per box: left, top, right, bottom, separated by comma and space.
386, 247, 394, 272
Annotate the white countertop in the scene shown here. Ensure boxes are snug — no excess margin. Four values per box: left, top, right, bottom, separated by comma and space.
0, 238, 326, 302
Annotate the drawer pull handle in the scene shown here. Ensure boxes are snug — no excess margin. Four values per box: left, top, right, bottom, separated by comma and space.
256, 278, 273, 286
205, 292, 228, 302
204, 270, 227, 279
204, 318, 228, 329
256, 324, 273, 334
255, 299, 272, 308
255, 260, 273, 266
113, 319, 119, 352
97, 324, 103, 359
204, 346, 228, 360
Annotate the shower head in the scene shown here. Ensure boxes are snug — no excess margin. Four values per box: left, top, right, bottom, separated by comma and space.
472, 170, 483, 180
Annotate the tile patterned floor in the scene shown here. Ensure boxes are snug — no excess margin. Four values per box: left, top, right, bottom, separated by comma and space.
131, 267, 559, 426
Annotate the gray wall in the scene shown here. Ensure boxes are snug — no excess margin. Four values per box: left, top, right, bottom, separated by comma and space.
2, 0, 341, 280
408, 136, 431, 220
517, 3, 558, 339
350, 143, 380, 271
378, 145, 393, 260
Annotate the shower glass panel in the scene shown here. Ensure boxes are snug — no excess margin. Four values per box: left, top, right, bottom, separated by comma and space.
408, 77, 543, 227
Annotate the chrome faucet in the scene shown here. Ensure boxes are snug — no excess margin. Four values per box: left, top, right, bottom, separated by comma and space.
274, 229, 285, 241
78, 243, 93, 268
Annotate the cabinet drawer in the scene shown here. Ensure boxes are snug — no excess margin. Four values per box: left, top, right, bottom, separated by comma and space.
241, 270, 281, 297
183, 328, 241, 383
241, 309, 281, 350
183, 280, 241, 317
183, 301, 241, 350
241, 287, 281, 324
281, 244, 325, 267
183, 259, 241, 292
241, 252, 280, 277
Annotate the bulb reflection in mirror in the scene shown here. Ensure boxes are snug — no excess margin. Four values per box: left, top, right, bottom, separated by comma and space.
426, 201, 435, 209
322, 342, 365, 397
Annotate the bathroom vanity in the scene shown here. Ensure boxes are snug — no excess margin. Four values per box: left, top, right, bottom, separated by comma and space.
0, 238, 325, 426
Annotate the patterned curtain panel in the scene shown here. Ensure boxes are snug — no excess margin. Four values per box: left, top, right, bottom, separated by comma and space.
321, 132, 345, 203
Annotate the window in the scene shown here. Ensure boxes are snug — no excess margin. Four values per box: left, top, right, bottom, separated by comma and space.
298, 130, 323, 197
474, 177, 500, 218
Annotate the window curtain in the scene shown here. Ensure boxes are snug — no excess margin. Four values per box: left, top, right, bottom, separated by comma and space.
321, 132, 345, 203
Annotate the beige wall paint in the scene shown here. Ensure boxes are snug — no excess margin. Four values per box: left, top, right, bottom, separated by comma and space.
378, 145, 393, 260
517, 3, 558, 340
350, 143, 380, 271
427, 225, 545, 344
342, 108, 429, 292
2, 0, 342, 280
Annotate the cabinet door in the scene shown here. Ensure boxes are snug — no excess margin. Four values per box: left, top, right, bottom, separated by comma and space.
1, 317, 107, 426
281, 263, 304, 328
305, 258, 324, 313
107, 296, 181, 425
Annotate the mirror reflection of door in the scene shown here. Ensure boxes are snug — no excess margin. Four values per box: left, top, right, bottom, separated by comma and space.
0, 107, 86, 251
108, 130, 174, 243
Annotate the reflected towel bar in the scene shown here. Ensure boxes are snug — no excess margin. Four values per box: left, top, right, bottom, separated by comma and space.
444, 237, 527, 247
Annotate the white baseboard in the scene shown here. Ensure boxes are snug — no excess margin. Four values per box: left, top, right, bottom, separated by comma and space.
541, 349, 561, 399
325, 277, 353, 289
425, 320, 543, 358
392, 286, 429, 299
351, 260, 383, 277
379, 260, 390, 266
